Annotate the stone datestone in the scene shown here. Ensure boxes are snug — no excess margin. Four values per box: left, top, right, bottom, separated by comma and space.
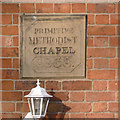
20, 15, 86, 78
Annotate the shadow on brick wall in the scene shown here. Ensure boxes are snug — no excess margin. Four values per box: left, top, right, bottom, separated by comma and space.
44, 89, 71, 120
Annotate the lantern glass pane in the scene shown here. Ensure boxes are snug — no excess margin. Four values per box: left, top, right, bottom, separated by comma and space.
28, 98, 33, 114
42, 98, 48, 115
33, 98, 41, 115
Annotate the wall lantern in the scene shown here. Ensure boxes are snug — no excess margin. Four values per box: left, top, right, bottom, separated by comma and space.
24, 79, 53, 119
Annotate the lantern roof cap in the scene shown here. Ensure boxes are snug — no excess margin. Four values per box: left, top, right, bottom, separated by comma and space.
24, 79, 53, 98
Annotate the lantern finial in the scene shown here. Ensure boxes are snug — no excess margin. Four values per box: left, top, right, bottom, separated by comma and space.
37, 79, 40, 86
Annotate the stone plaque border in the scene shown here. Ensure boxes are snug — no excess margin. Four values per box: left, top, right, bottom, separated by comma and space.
20, 14, 87, 79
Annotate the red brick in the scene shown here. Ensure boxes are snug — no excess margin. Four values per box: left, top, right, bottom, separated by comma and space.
70, 92, 84, 101
109, 37, 120, 47
0, 113, 1, 120
1, 80, 13, 90
2, 47, 18, 57
2, 102, 15, 112
109, 81, 118, 91
0, 71, 2, 79
87, 59, 92, 69
46, 81, 61, 90
0, 58, 11, 68
96, 15, 109, 24
94, 59, 108, 68
116, 26, 120, 35
63, 103, 91, 112
20, 3, 35, 13
2, 92, 22, 101
50, 92, 69, 101
1, 36, 12, 46
93, 102, 107, 112
13, 58, 19, 68
117, 48, 120, 57
2, 70, 19, 79
0, 26, 2, 35
13, 14, 19, 24
23, 91, 30, 102
87, 70, 115, 79
93, 81, 107, 90
2, 113, 22, 118
70, 113, 85, 118
48, 103, 62, 113
87, 26, 115, 35
2, 14, 12, 24
115, 3, 119, 13
87, 37, 93, 47
63, 81, 92, 90
87, 3, 115, 13
86, 113, 114, 118
15, 81, 44, 90
45, 113, 68, 119
36, 3, 53, 13
72, 3, 85, 13
87, 48, 116, 58
87, 14, 94, 24
117, 91, 119, 101
2, 26, 18, 35
86, 92, 115, 101
16, 103, 29, 112
94, 37, 108, 47
54, 4, 70, 13
110, 59, 119, 68
111, 14, 120, 24
109, 102, 118, 112
13, 36, 19, 46
12, 0, 37, 1
2, 3, 19, 13
116, 113, 118, 118
116, 70, 120, 80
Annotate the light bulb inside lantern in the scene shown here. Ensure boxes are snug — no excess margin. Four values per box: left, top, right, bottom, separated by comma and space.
34, 98, 41, 115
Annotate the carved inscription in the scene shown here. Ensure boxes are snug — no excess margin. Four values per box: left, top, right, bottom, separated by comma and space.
20, 15, 86, 78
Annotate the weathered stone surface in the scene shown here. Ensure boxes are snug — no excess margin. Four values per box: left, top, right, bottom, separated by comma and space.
20, 15, 86, 78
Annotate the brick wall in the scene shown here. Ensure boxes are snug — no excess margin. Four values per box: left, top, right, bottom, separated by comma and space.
0, 0, 120, 119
